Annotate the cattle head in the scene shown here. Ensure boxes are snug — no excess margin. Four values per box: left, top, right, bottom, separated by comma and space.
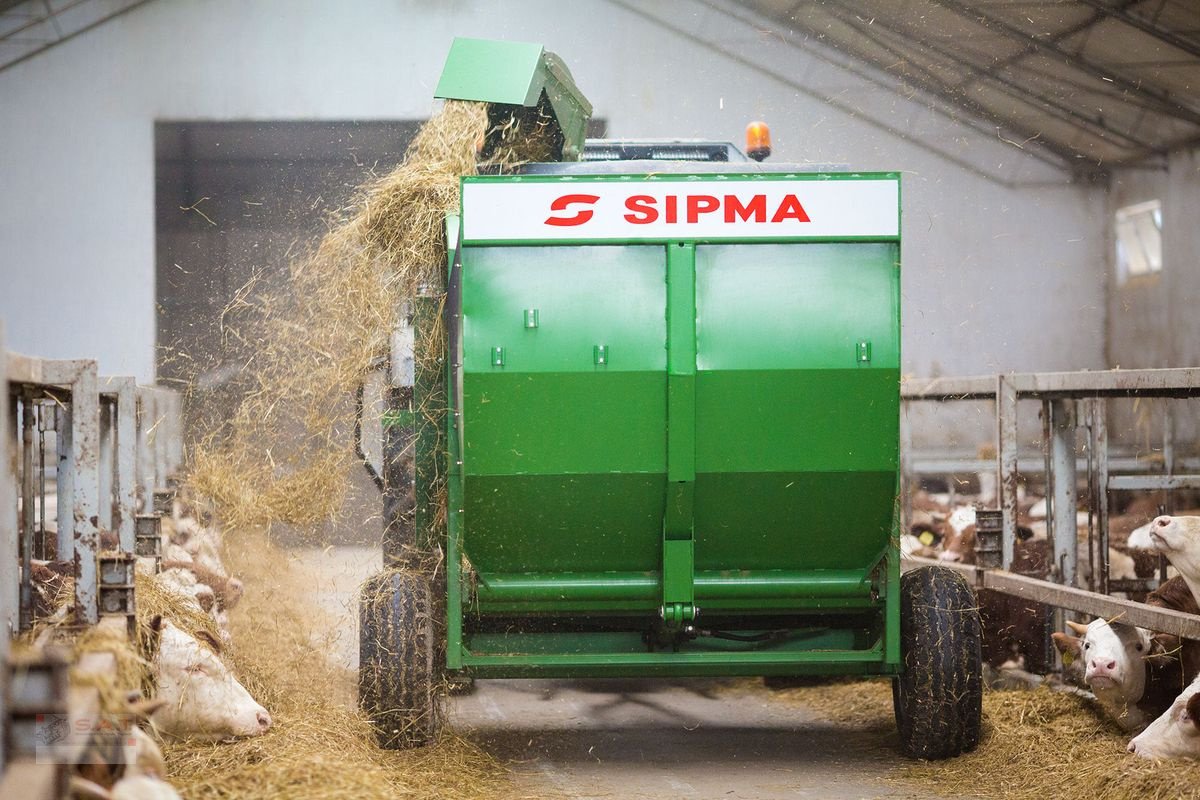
148, 616, 271, 740
76, 694, 168, 790
1149, 516, 1200, 574
902, 524, 943, 559
935, 506, 978, 564
1052, 618, 1151, 707
1127, 520, 1156, 550
1128, 678, 1200, 760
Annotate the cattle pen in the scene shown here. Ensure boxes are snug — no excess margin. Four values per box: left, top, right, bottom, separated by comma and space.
6, 350, 1200, 799
0, 332, 186, 798
10, 6, 1200, 798
901, 368, 1200, 640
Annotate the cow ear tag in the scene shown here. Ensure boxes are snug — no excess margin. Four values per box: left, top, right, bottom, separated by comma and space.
918, 531, 935, 547
1062, 650, 1075, 667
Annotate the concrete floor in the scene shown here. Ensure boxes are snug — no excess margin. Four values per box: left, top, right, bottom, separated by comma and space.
293, 546, 942, 800
453, 678, 932, 800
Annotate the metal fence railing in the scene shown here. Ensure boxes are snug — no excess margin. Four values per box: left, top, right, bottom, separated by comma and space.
1, 330, 185, 796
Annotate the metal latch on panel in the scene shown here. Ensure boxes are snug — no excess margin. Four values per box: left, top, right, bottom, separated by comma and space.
492, 346, 505, 367
594, 345, 608, 366
856, 340, 872, 365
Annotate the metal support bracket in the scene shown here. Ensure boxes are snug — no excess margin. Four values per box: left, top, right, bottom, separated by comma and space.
100, 376, 138, 552
97, 552, 137, 636
5, 648, 69, 763
8, 354, 100, 625
662, 243, 697, 627
1048, 399, 1078, 587
135, 513, 163, 573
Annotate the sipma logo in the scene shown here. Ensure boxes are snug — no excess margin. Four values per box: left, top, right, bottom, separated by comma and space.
543, 191, 811, 227
544, 194, 600, 226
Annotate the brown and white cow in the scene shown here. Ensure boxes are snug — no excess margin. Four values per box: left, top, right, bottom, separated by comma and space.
935, 510, 1053, 671
1144, 574, 1200, 682
1052, 618, 1179, 732
147, 616, 271, 740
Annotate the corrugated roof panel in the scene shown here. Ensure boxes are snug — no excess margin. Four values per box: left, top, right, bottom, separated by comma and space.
736, 0, 1200, 169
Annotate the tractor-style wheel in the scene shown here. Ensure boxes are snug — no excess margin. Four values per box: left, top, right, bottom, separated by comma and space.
892, 565, 982, 760
359, 571, 440, 748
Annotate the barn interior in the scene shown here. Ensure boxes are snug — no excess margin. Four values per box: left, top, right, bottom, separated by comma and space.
4, 2, 1200, 798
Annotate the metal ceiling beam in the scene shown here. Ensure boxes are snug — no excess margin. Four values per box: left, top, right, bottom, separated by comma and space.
2, 0, 90, 43
933, 0, 1200, 127
1124, 127, 1200, 164
1076, 0, 1200, 59
823, 0, 1157, 155
757, 0, 1080, 171
949, 2, 1115, 93
0, 0, 157, 75
1003, 58, 1193, 120
619, 0, 1070, 184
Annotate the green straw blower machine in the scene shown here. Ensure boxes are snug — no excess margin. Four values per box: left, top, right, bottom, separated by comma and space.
357, 37, 982, 760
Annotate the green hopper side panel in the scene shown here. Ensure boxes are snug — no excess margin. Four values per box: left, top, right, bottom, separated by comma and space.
435, 37, 593, 160
457, 246, 899, 602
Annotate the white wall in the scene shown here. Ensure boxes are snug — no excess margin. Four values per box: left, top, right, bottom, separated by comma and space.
0, 0, 1107, 442
1108, 151, 1200, 370
1105, 150, 1200, 450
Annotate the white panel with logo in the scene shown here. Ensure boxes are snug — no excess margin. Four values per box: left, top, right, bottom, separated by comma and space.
460, 176, 900, 243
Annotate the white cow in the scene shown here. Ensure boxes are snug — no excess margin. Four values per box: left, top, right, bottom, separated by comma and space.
1128, 676, 1200, 760
1147, 516, 1200, 600
1052, 618, 1157, 732
173, 516, 227, 578
157, 565, 217, 614
71, 696, 183, 800
149, 616, 271, 740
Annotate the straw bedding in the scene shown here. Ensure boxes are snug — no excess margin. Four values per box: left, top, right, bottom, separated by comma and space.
164, 99, 562, 797
187, 98, 556, 535
16, 568, 219, 707
756, 677, 1200, 800
161, 532, 530, 800
186, 97, 481, 531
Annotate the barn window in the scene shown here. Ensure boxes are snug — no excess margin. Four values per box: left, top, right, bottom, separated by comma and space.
1115, 199, 1162, 285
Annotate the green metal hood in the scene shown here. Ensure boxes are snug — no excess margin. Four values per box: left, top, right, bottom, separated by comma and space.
434, 37, 593, 160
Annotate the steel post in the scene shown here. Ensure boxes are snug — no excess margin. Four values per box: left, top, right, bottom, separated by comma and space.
1049, 399, 1077, 588
152, 391, 167, 490
107, 378, 138, 551
996, 375, 1018, 569
1041, 398, 1053, 572
66, 363, 99, 624
24, 359, 103, 623
98, 400, 114, 532
0, 323, 9, 770
136, 387, 156, 507
55, 402, 72, 560
19, 395, 33, 632
1164, 401, 1175, 513
1090, 398, 1110, 595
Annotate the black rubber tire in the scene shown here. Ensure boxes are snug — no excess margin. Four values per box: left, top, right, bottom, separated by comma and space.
892, 565, 983, 760
358, 571, 440, 748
